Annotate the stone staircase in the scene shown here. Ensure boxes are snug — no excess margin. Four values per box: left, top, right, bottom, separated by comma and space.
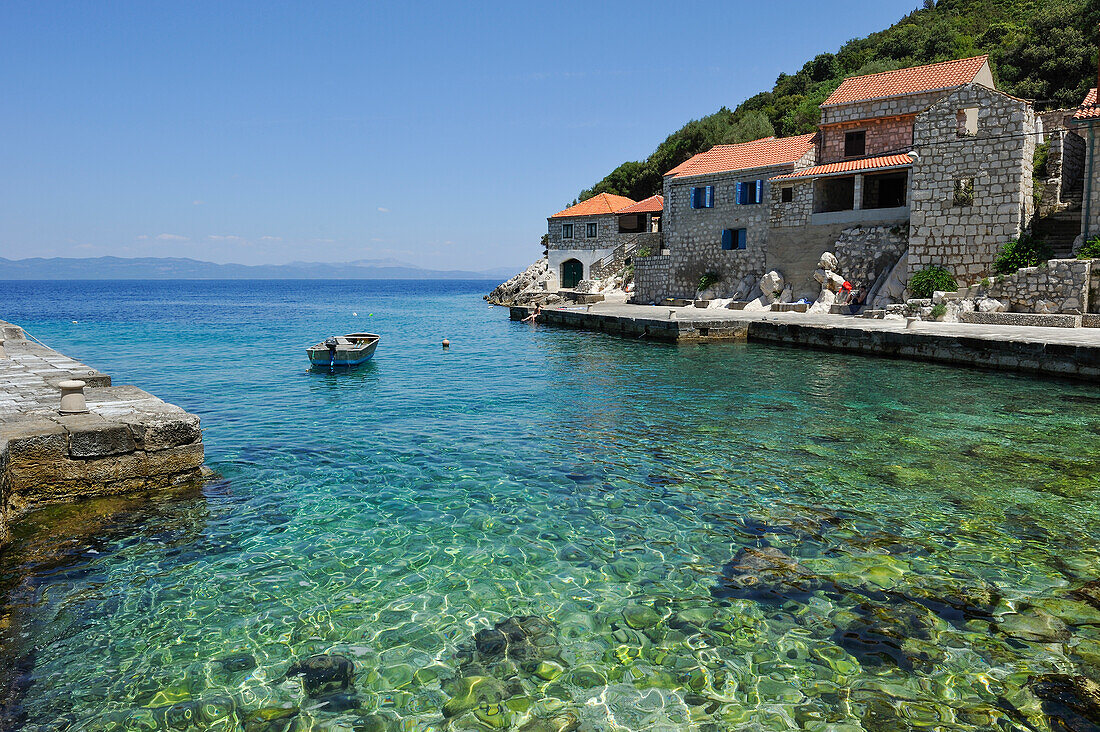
590, 232, 662, 280
1032, 186, 1083, 259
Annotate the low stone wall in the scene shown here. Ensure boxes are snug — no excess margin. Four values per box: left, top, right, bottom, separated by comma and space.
0, 323, 205, 544
960, 312, 1081, 328
632, 254, 671, 305
590, 232, 661, 280
983, 258, 1091, 313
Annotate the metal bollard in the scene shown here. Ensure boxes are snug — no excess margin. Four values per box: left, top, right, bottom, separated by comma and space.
58, 379, 89, 414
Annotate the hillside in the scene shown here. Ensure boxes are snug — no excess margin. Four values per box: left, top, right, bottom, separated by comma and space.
579, 0, 1100, 203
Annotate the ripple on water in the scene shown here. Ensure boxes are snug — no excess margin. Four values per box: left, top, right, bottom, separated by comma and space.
1, 280, 1100, 730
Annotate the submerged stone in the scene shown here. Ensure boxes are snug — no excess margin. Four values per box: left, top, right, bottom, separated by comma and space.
309, 691, 361, 713
518, 711, 580, 732
285, 654, 354, 696
1030, 674, 1100, 730
441, 676, 505, 718
219, 653, 257, 673
473, 702, 512, 729
997, 611, 1070, 643
714, 546, 822, 603
622, 604, 660, 630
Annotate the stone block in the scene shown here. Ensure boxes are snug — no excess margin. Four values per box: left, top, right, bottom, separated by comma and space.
1, 418, 68, 463
59, 413, 136, 458
122, 412, 202, 450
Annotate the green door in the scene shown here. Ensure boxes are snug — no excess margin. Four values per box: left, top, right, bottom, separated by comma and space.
561, 259, 583, 289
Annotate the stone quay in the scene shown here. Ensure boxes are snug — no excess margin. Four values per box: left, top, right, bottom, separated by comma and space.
511, 303, 1100, 381
0, 319, 204, 545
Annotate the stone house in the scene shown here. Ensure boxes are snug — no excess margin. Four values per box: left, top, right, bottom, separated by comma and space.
652, 134, 817, 299
1072, 85, 1100, 246
546, 192, 635, 290
636, 54, 1050, 302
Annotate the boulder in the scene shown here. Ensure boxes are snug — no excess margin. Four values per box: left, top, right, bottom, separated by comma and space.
759, 271, 785, 302
818, 251, 839, 271
977, 297, 1006, 313
285, 654, 354, 696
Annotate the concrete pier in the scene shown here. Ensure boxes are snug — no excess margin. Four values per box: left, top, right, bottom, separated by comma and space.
0, 320, 204, 544
511, 303, 1100, 381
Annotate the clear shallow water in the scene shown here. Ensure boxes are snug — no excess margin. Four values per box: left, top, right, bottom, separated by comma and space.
1, 280, 1099, 731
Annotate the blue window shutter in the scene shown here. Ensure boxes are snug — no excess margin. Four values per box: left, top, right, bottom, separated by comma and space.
756, 180, 763, 204
722, 229, 732, 249
735, 181, 743, 205
738, 229, 747, 249
705, 186, 713, 207
689, 188, 696, 208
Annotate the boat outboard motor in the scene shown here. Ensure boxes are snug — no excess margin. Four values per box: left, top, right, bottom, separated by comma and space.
325, 336, 338, 369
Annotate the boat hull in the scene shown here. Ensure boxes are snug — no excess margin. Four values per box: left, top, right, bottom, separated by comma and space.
307, 333, 380, 369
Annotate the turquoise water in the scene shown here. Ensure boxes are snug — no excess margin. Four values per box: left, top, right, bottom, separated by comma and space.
2, 280, 1100, 731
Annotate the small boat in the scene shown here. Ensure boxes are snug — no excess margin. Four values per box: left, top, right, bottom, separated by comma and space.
307, 333, 380, 369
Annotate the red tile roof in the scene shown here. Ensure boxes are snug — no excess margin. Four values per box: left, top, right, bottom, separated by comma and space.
823, 55, 990, 107
1073, 88, 1100, 121
615, 195, 664, 215
550, 192, 636, 218
665, 134, 817, 179
770, 153, 913, 181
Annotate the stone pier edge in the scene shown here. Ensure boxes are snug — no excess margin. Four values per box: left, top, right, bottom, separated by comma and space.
510, 306, 1100, 381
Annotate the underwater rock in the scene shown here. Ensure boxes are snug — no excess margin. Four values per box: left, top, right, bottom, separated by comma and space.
713, 546, 822, 603
997, 611, 1070, 644
308, 691, 361, 713
468, 615, 558, 666
243, 706, 299, 732
622, 604, 660, 630
1030, 674, 1100, 731
285, 654, 354, 696
441, 675, 507, 718
219, 653, 257, 673
518, 711, 580, 732
1073, 580, 1100, 611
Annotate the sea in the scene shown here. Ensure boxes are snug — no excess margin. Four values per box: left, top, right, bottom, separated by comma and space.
0, 279, 1098, 731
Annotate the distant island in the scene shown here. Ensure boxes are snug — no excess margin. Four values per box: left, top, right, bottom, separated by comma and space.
0, 256, 519, 280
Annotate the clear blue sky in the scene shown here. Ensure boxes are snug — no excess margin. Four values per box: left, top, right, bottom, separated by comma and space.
1, 1, 921, 270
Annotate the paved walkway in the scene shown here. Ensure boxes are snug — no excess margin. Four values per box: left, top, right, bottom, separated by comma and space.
547, 302, 1100, 347
0, 321, 110, 418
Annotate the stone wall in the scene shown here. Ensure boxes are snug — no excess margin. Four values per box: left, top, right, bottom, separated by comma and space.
547, 213, 618, 251
819, 116, 914, 163
663, 163, 802, 298
1037, 112, 1086, 215
982, 258, 1092, 313
819, 90, 960, 127
770, 178, 815, 228
909, 83, 1037, 283
833, 225, 910, 291
590, 232, 662, 280
1081, 124, 1100, 242
632, 254, 671, 305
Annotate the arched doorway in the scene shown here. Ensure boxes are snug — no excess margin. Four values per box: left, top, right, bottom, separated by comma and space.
561, 259, 583, 289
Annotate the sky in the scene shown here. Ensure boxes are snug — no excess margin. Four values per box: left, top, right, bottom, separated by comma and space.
0, 1, 923, 271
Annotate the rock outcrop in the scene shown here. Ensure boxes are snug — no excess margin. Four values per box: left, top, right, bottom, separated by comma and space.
486, 258, 552, 306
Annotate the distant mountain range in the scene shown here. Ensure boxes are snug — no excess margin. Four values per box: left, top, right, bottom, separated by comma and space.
0, 256, 519, 280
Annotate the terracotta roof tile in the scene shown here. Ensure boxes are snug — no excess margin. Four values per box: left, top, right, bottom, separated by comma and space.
665, 134, 817, 179
615, 195, 664, 215
550, 192, 637, 218
1073, 88, 1100, 121
770, 153, 913, 181
823, 55, 989, 107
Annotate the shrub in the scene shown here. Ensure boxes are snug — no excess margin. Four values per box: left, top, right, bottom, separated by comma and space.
698, 271, 722, 292
1077, 237, 1100, 259
930, 303, 947, 320
635, 247, 652, 258
994, 234, 1052, 273
909, 266, 957, 298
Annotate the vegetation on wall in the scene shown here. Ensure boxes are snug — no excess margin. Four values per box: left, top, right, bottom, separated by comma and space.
578, 0, 1099, 203
994, 234, 1053, 273
909, 266, 959, 297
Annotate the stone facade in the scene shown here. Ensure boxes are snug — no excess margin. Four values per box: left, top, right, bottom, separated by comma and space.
546, 213, 619, 289
982, 258, 1092, 313
662, 153, 814, 299
1080, 123, 1100, 242
833, 225, 910, 291
909, 84, 1037, 282
632, 254, 672, 305
819, 90, 969, 127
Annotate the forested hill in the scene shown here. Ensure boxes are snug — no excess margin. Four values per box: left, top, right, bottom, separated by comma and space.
578, 0, 1100, 203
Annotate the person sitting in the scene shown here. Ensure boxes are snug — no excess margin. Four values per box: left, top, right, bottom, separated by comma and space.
522, 304, 542, 323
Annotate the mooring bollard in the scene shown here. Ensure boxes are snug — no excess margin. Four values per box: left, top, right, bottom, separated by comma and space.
905, 317, 919, 330
58, 379, 89, 414
669, 309, 677, 320
0, 338, 6, 359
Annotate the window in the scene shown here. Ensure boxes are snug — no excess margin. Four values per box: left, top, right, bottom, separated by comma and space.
957, 107, 979, 137
722, 228, 747, 250
690, 186, 714, 209
586, 222, 598, 238
953, 178, 974, 206
844, 130, 866, 158
561, 223, 574, 239
781, 187, 794, 203
736, 180, 764, 205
